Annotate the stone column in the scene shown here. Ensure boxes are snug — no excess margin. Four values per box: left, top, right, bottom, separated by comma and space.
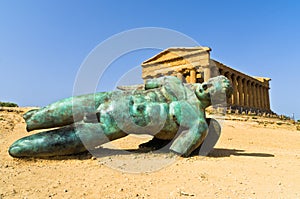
258, 85, 262, 109
243, 79, 249, 107
203, 65, 211, 82
248, 81, 253, 107
231, 74, 238, 106
252, 83, 257, 108
237, 77, 244, 107
261, 86, 266, 110
263, 87, 268, 110
256, 85, 261, 109
260, 86, 265, 109
266, 87, 270, 110
260, 87, 263, 109
190, 69, 196, 83
260, 86, 264, 109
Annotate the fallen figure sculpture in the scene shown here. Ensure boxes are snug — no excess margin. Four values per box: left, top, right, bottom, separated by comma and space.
9, 75, 233, 158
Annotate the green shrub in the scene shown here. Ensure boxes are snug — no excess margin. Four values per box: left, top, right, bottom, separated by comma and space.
0, 102, 18, 107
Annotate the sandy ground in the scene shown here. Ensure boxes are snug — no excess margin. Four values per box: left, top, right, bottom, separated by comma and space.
0, 107, 300, 198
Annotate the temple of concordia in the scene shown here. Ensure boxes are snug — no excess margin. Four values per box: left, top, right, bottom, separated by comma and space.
141, 47, 272, 113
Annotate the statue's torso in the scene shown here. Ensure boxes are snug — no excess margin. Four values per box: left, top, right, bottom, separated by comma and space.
96, 87, 200, 140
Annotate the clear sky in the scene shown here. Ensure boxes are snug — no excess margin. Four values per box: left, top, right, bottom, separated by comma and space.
0, 0, 299, 119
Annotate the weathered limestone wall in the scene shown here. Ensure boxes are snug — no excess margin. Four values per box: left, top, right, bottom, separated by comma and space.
215, 60, 271, 112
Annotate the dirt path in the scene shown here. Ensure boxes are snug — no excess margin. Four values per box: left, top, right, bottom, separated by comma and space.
0, 108, 299, 198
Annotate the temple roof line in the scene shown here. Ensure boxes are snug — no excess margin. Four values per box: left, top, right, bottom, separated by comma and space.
212, 59, 271, 85
142, 46, 211, 66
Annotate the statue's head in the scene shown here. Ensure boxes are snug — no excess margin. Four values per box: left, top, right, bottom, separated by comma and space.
195, 75, 233, 108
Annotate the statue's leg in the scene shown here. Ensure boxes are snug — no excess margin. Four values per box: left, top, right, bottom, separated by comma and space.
24, 92, 110, 131
9, 122, 127, 158
190, 118, 221, 156
169, 101, 208, 157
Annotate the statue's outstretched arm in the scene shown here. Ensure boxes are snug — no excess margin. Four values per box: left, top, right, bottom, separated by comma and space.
24, 92, 110, 131
145, 76, 182, 90
117, 84, 144, 91
169, 101, 208, 157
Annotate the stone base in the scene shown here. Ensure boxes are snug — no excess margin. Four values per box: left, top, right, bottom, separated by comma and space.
226, 106, 275, 116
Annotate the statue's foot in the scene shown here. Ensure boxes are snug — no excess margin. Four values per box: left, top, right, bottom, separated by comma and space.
139, 137, 170, 151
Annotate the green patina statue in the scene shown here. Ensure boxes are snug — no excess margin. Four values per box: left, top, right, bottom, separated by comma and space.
8, 75, 232, 158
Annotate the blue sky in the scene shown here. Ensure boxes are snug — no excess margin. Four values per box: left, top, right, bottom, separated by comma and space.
0, 0, 299, 119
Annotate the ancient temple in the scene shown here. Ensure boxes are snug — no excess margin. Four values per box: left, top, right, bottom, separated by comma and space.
141, 47, 271, 113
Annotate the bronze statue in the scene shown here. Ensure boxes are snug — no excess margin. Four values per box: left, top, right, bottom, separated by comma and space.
9, 75, 232, 158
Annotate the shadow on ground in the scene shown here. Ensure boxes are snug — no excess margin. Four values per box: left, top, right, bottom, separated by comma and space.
208, 148, 275, 158
11, 147, 274, 161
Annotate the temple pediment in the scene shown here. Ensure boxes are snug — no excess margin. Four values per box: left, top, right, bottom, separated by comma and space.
142, 47, 211, 67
